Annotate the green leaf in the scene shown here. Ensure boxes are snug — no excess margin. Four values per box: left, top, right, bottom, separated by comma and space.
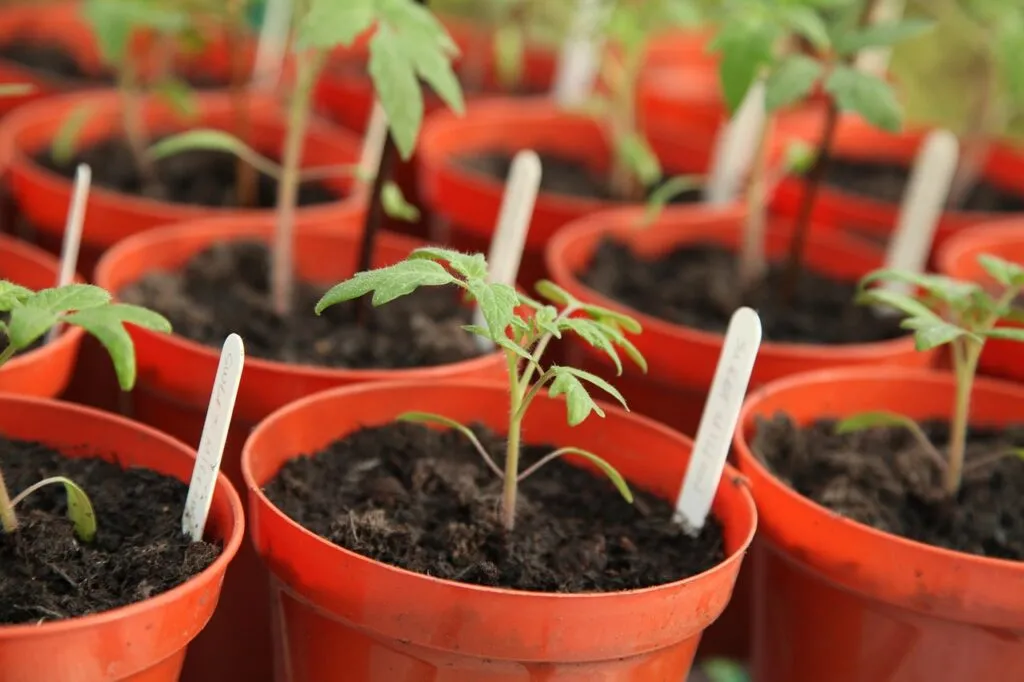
57, 476, 97, 542
0, 281, 35, 310
615, 131, 662, 188
316, 259, 459, 313
900, 316, 974, 352
783, 140, 817, 174
381, 181, 420, 222
559, 318, 623, 374
62, 305, 170, 390
148, 129, 282, 178
541, 446, 633, 503
153, 78, 198, 119
855, 287, 941, 321
83, 0, 189, 63
977, 254, 1024, 288
102, 303, 173, 332
598, 322, 648, 373
581, 303, 642, 334
382, 0, 464, 116
298, 0, 375, 49
51, 104, 95, 166
701, 658, 751, 682
765, 55, 823, 112
714, 19, 777, 113
859, 269, 981, 307
494, 24, 524, 89
836, 410, 924, 435
643, 174, 702, 226
408, 247, 488, 280
981, 327, 1024, 343
7, 306, 59, 350
781, 6, 830, 50
462, 325, 534, 361
824, 66, 902, 132
548, 365, 628, 426
464, 281, 518, 341
534, 280, 577, 307
368, 24, 424, 161
29, 284, 110, 314
835, 18, 934, 56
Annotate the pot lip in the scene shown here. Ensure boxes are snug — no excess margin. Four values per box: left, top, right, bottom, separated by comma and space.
935, 216, 1024, 277
544, 204, 924, 361
734, 365, 1024, 572
0, 393, 246, 637
3, 90, 363, 218
418, 97, 625, 214
242, 377, 759, 601
93, 218, 507, 382
0, 232, 87, 372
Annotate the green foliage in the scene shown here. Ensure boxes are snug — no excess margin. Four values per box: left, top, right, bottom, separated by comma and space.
702, 659, 751, 682
6, 476, 97, 542
0, 282, 171, 391
298, 0, 465, 159
316, 247, 647, 529
82, 0, 190, 65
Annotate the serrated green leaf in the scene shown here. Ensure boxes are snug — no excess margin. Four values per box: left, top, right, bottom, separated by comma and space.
51, 103, 95, 166
298, 0, 375, 49
535, 280, 577, 306
316, 259, 458, 313
29, 284, 110, 314
103, 303, 172, 332
539, 446, 633, 503
533, 305, 562, 338
781, 6, 830, 50
0, 281, 34, 310
855, 288, 941, 321
900, 316, 973, 351
765, 55, 823, 112
560, 317, 623, 375
581, 303, 642, 334
714, 19, 777, 113
977, 254, 1024, 288
464, 324, 534, 361
835, 410, 923, 435
465, 280, 518, 341
369, 24, 424, 161
408, 247, 488, 280
599, 322, 648, 373
859, 269, 981, 307
62, 306, 163, 390
834, 18, 934, 56
7, 306, 59, 350
615, 131, 662, 188
824, 66, 902, 132
148, 129, 282, 178
381, 181, 421, 222
548, 365, 628, 425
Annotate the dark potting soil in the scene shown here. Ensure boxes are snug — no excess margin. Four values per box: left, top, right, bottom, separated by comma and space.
36, 138, 341, 208
581, 240, 905, 345
823, 159, 1024, 213
753, 415, 1024, 560
0, 40, 114, 83
119, 240, 483, 368
0, 436, 220, 625
264, 421, 726, 592
456, 151, 704, 204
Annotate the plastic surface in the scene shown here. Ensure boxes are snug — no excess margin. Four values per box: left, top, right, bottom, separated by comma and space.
935, 219, 1024, 383
242, 379, 757, 681
0, 232, 84, 397
0, 395, 244, 682
733, 367, 1024, 682
94, 216, 506, 682
771, 115, 1024, 254
0, 90, 363, 278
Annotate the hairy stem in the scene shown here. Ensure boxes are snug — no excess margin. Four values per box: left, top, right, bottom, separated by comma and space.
945, 338, 980, 494
0, 467, 16, 533
738, 116, 773, 290
271, 49, 325, 317
501, 351, 523, 531
228, 0, 258, 208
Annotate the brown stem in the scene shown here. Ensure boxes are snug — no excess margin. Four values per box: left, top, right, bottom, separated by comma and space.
228, 0, 258, 208
353, 133, 398, 325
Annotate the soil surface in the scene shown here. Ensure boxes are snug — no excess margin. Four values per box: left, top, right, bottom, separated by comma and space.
36, 138, 340, 208
581, 241, 905, 345
457, 151, 704, 203
120, 240, 483, 368
0, 436, 220, 625
0, 40, 114, 83
265, 421, 726, 592
753, 415, 1024, 560
823, 159, 1024, 213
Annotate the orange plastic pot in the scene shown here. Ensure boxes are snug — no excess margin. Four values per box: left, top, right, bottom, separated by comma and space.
94, 215, 505, 682
936, 219, 1024, 383
418, 98, 719, 289
0, 2, 109, 118
545, 205, 936, 437
0, 89, 364, 279
771, 115, 1024, 253
0, 232, 85, 397
733, 367, 1024, 682
242, 379, 757, 682
0, 394, 244, 682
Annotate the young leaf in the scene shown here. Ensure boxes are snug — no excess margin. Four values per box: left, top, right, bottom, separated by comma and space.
396, 411, 504, 478
580, 303, 643, 334
408, 247, 489, 280
494, 24, 524, 89
713, 18, 777, 113
0, 281, 32, 310
63, 304, 172, 390
521, 446, 633, 503
836, 410, 929, 435
559, 317, 623, 374
834, 19, 934, 56
7, 307, 59, 350
824, 66, 902, 132
463, 325, 534, 361
977, 254, 1024, 288
381, 181, 421, 222
148, 130, 282, 178
51, 104, 95, 166
615, 132, 662, 188
29, 284, 110, 313
548, 365, 629, 425
368, 25, 424, 161
8, 476, 97, 542
315, 260, 458, 313
765, 55, 823, 112
780, 5, 830, 50
900, 316, 976, 352
298, 0, 375, 49
855, 288, 942, 321
859, 269, 981, 307
981, 327, 1024, 342
534, 280, 577, 307
642, 175, 702, 226
464, 280, 518, 341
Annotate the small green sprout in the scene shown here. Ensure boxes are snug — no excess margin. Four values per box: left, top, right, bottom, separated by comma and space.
840, 254, 1024, 494
314, 247, 647, 531
0, 281, 172, 542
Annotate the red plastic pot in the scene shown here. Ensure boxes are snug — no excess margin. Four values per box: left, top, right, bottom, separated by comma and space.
733, 367, 1024, 682
0, 232, 84, 398
0, 89, 364, 279
0, 394, 244, 682
94, 215, 506, 682
418, 98, 720, 289
936, 219, 1024, 383
545, 205, 936, 436
242, 379, 757, 682
771, 115, 1024, 253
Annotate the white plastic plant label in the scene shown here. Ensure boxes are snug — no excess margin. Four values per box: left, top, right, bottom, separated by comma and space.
473, 150, 543, 350
882, 129, 959, 297
704, 80, 767, 206
359, 101, 389, 181
46, 164, 91, 345
675, 307, 762, 534
552, 0, 607, 107
182, 333, 245, 541
252, 0, 291, 90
